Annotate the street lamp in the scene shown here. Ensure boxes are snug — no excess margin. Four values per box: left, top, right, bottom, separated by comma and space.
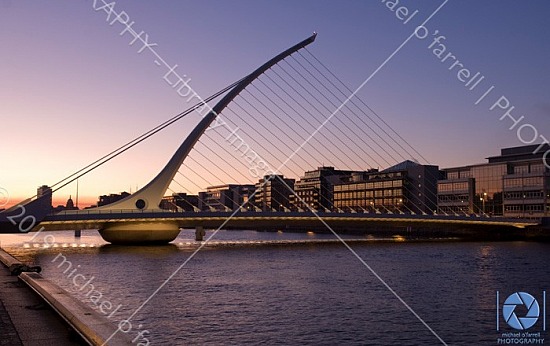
480, 197, 483, 216
482, 192, 487, 216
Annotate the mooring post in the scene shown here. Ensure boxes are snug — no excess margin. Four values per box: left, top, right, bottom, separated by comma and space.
195, 226, 205, 241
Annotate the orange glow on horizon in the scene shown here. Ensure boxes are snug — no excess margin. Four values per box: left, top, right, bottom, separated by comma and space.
2, 195, 98, 210
51, 196, 97, 208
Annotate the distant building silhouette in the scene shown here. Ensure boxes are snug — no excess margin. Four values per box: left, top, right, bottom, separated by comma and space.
53, 195, 79, 213
333, 161, 440, 214
37, 185, 52, 210
198, 184, 255, 211
292, 167, 359, 211
65, 195, 78, 210
97, 192, 131, 207
255, 175, 295, 211
160, 193, 199, 211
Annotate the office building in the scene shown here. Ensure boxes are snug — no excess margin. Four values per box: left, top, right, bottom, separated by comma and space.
97, 192, 131, 207
333, 161, 440, 214
160, 193, 199, 211
499, 146, 549, 218
293, 167, 356, 211
438, 144, 549, 218
255, 175, 295, 211
37, 185, 53, 210
198, 184, 256, 211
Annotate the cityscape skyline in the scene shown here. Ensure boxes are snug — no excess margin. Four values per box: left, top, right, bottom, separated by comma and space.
28, 143, 550, 220
1, 1, 549, 207
1, 3, 548, 345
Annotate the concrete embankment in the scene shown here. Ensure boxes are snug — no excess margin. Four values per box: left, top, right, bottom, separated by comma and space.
0, 248, 133, 345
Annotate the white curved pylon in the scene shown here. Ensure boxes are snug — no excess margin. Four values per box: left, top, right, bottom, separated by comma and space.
94, 112, 216, 211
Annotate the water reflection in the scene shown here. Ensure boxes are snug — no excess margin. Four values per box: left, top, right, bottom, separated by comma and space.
2, 232, 549, 344
98, 244, 179, 256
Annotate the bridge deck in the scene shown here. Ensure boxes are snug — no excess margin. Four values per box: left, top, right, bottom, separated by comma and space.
36, 211, 537, 232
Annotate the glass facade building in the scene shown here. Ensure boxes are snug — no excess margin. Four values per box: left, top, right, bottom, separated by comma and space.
292, 167, 357, 211
438, 144, 549, 218
333, 171, 407, 213
198, 184, 256, 211
255, 175, 295, 211
333, 161, 440, 214
502, 161, 549, 218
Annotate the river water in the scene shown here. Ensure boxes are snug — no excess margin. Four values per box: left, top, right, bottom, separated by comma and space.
0, 230, 548, 345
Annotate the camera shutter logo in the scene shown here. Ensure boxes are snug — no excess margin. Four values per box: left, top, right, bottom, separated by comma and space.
502, 292, 540, 330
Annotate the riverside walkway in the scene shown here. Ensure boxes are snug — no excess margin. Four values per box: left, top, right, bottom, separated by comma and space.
0, 256, 82, 345
0, 248, 133, 346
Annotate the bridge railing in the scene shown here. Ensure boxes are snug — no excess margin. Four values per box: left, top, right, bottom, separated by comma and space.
53, 208, 185, 216
51, 207, 508, 219
44, 208, 540, 227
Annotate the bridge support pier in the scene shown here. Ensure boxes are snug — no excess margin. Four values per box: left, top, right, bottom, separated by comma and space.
195, 226, 205, 241
74, 230, 81, 238
99, 222, 180, 245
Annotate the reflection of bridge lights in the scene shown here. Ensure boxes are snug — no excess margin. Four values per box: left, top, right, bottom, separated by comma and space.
307, 231, 314, 236
393, 235, 405, 242
23, 244, 30, 248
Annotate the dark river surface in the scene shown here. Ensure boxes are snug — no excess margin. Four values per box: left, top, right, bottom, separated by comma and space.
1, 230, 548, 345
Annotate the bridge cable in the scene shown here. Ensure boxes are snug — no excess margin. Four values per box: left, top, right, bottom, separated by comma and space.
197, 63, 413, 213
303, 48, 430, 164
48, 79, 243, 195
299, 50, 448, 214
215, 67, 413, 213
270, 58, 431, 213
233, 85, 406, 213
282, 57, 442, 214
260, 64, 417, 213
293, 52, 446, 214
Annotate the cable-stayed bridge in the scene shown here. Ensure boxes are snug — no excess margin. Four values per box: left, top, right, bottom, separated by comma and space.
0, 34, 539, 243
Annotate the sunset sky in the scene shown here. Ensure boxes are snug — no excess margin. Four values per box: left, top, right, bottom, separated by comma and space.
1, 1, 549, 207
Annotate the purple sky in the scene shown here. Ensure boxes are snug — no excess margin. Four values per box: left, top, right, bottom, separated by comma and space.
1, 1, 549, 207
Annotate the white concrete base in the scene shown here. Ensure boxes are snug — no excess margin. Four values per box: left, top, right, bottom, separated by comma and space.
20, 272, 134, 345
99, 222, 180, 245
